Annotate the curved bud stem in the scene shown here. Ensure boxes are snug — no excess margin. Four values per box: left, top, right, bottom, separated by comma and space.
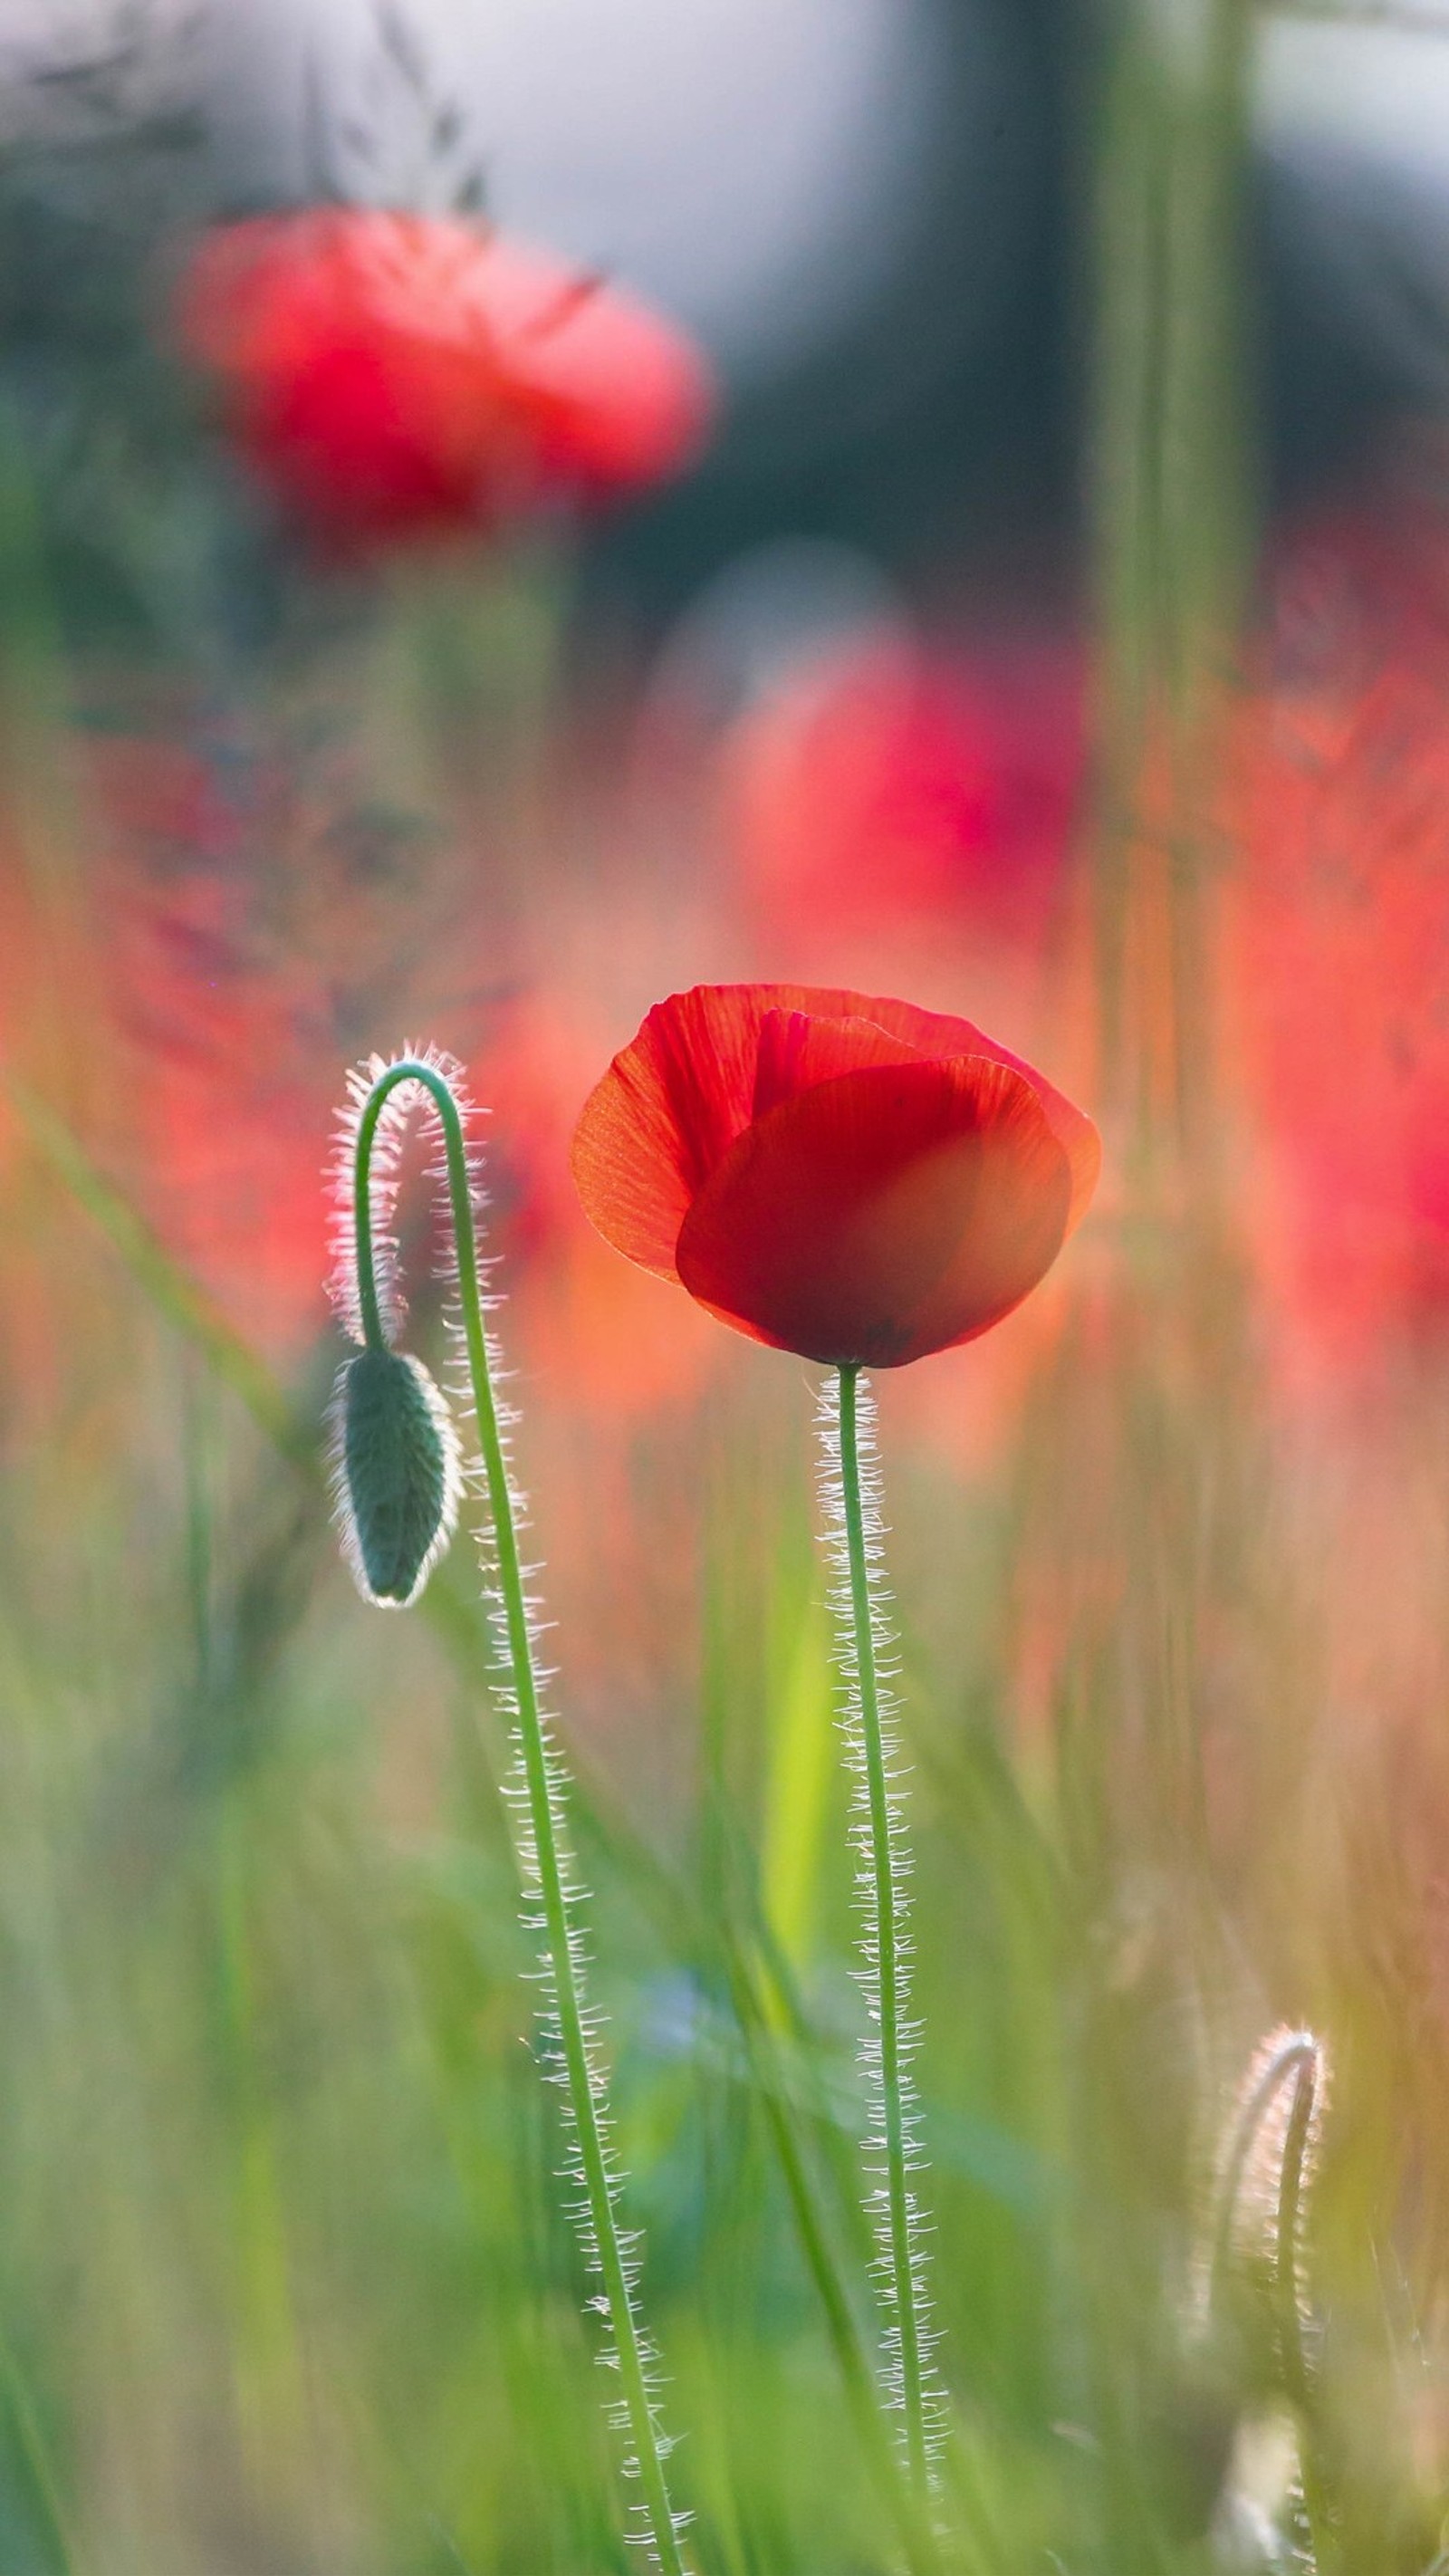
823, 1363, 941, 2512
346, 1053, 689, 2576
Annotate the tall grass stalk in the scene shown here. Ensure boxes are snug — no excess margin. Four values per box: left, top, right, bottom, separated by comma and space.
0, 2323, 89, 2576
337, 1048, 690, 2576
820, 1364, 942, 2510
1064, 31, 1264, 2547
1087, 0, 1255, 1166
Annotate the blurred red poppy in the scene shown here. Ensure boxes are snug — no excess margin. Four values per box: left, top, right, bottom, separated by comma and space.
1226, 495, 1449, 1383
1228, 666, 1449, 1376
571, 983, 1099, 1367
723, 633, 1082, 951
177, 209, 715, 553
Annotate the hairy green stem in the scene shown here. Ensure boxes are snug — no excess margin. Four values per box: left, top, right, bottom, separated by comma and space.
722, 1924, 942, 2576
354, 1059, 686, 2576
837, 1363, 931, 2508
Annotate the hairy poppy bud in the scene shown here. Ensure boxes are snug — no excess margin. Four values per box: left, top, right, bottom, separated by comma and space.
331, 1343, 463, 1608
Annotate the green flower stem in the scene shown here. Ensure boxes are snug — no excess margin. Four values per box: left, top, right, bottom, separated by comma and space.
721, 1927, 943, 2576
350, 1077, 399, 1354
837, 1361, 931, 2509
354, 1060, 686, 2576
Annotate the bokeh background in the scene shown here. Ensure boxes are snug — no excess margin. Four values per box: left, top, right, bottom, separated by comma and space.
5, 1, 1449, 2570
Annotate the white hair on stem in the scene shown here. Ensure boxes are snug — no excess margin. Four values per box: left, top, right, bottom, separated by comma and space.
816, 1369, 947, 2499
327, 1039, 470, 1348
327, 1046, 692, 2576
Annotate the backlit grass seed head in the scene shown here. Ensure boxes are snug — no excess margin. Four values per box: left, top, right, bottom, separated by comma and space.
1199, 2032, 1330, 2574
1200, 2027, 1329, 2395
1212, 2033, 1326, 2300
330, 1342, 462, 1607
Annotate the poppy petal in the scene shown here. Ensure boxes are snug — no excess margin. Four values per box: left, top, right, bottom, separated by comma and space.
817, 990, 1100, 1232
571, 984, 782, 1276
741, 982, 1100, 1234
750, 1008, 923, 1120
497, 265, 715, 491
675, 1053, 1073, 1367
571, 981, 1099, 1282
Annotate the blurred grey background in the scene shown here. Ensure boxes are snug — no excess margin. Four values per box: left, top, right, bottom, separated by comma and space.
5, 0, 1449, 616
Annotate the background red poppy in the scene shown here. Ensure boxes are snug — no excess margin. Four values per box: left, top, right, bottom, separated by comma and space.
722, 630, 1082, 958
178, 210, 715, 552
1227, 502, 1449, 1389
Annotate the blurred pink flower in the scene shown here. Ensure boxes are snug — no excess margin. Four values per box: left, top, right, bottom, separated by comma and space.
720, 630, 1083, 955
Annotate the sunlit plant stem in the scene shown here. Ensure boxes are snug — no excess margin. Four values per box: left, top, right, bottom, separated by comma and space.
350, 1057, 688, 2576
830, 1361, 936, 2508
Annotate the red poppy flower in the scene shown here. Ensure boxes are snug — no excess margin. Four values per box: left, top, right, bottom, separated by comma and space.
177, 209, 715, 552
571, 984, 1099, 1367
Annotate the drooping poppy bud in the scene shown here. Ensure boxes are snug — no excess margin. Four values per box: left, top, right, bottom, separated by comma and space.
331, 1341, 463, 1607
571, 983, 1099, 1368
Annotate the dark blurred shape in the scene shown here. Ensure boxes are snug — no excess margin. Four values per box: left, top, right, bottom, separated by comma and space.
1260, 12, 1449, 466
0, 3, 214, 649
575, 0, 1449, 612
